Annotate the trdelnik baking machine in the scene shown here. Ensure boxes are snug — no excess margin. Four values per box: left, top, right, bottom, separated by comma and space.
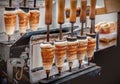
0, 26, 100, 84
0, 0, 101, 83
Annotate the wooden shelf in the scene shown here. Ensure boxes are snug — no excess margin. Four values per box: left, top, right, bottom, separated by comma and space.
96, 40, 117, 52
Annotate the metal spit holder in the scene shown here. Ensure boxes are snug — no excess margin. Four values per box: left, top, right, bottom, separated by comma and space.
29, 33, 101, 84
0, 31, 39, 83
0, 26, 101, 84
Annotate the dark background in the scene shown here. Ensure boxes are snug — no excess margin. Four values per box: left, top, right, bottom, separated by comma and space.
68, 12, 120, 84
70, 46, 120, 84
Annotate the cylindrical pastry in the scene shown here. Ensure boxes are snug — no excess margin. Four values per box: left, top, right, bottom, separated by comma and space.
29, 9, 40, 31
87, 36, 96, 58
4, 8, 16, 36
77, 36, 88, 62
67, 37, 78, 62
17, 9, 30, 34
40, 43, 55, 70
55, 40, 67, 73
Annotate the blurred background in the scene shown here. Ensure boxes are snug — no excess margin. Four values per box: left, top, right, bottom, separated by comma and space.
0, 0, 117, 33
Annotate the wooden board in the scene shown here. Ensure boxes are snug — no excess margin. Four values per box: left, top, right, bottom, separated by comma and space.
105, 0, 120, 13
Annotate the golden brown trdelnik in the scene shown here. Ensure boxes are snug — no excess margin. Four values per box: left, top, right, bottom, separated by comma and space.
67, 38, 78, 62
17, 9, 30, 34
87, 36, 96, 60
4, 10, 17, 35
40, 43, 55, 70
29, 10, 40, 31
77, 38, 88, 63
55, 41, 67, 68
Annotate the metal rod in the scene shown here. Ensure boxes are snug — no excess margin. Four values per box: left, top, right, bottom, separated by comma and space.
71, 23, 74, 37
8, 35, 11, 42
85, 19, 87, 28
34, 0, 36, 7
88, 61, 90, 66
88, 57, 92, 66
69, 66, 72, 72
85, 21, 87, 35
90, 22, 92, 34
31, 45, 33, 70
89, 0, 96, 33
58, 67, 62, 76
92, 19, 95, 33
20, 33, 24, 36
69, 62, 73, 72
9, 0, 12, 7
47, 73, 49, 80
81, 22, 84, 36
47, 25, 50, 42
79, 64, 81, 69
59, 24, 62, 40
79, 60, 82, 69
24, 0, 27, 7
46, 70, 50, 80
90, 19, 95, 34
96, 32, 99, 50
58, 70, 61, 76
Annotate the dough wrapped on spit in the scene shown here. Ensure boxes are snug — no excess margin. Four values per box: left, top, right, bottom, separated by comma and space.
55, 41, 67, 68
18, 9, 30, 35
40, 43, 55, 70
4, 10, 16, 36
29, 9, 40, 31
77, 38, 88, 64
87, 37, 96, 61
